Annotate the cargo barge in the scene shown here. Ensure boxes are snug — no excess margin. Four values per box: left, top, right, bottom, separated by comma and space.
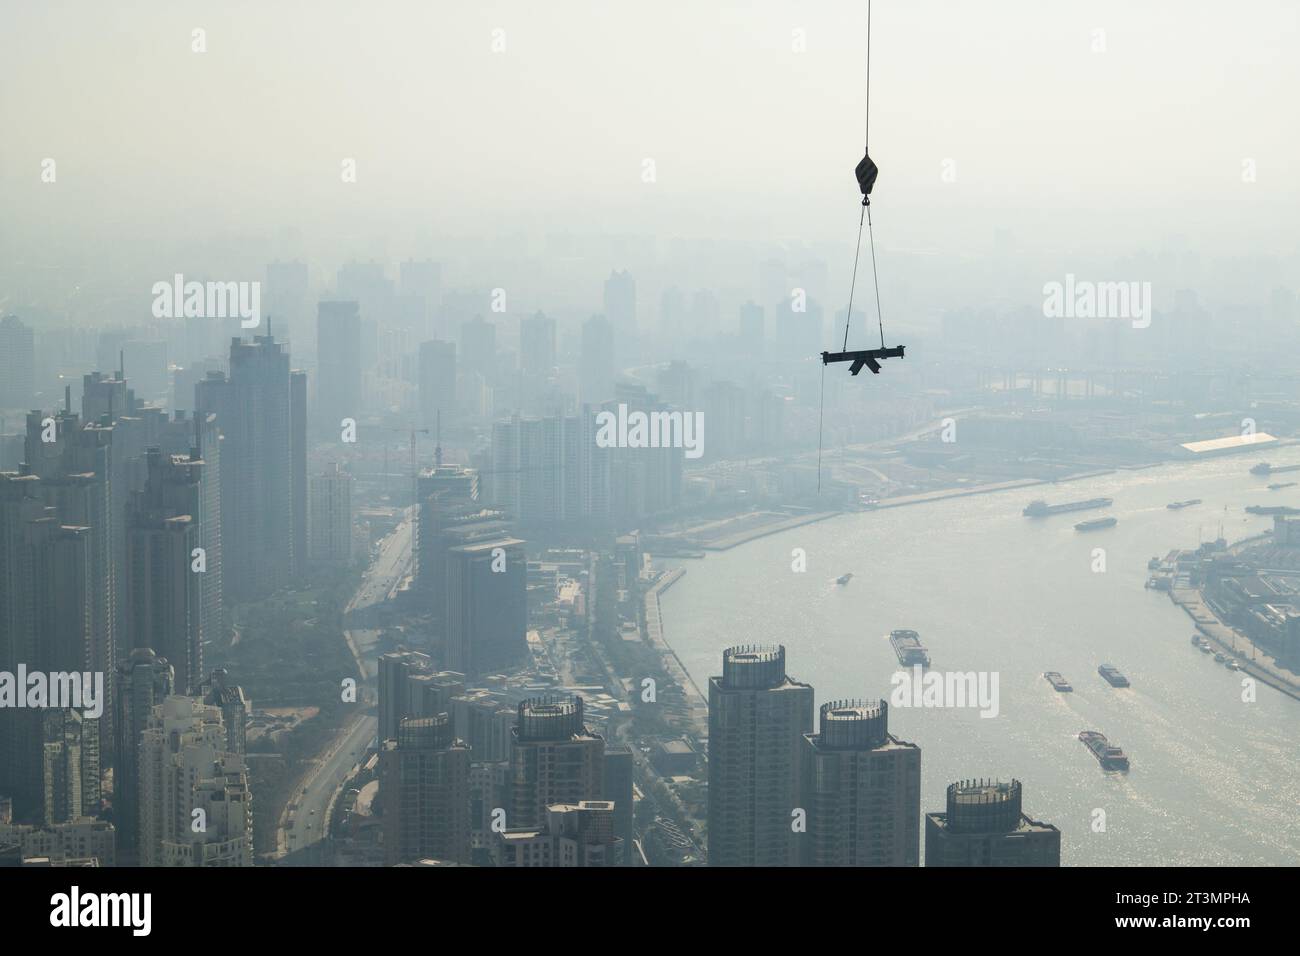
890, 629, 931, 667
1074, 516, 1118, 531
1246, 505, 1300, 516
1098, 663, 1130, 687
1251, 462, 1300, 476
1023, 497, 1113, 518
1079, 730, 1130, 771
1043, 671, 1073, 692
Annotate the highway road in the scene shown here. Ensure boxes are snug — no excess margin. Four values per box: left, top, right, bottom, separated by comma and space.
346, 510, 413, 615
275, 508, 413, 860
278, 712, 376, 861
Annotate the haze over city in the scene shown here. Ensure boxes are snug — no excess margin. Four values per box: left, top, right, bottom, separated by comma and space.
0, 0, 1295, 934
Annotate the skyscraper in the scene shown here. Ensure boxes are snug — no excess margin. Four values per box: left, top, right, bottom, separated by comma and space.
315, 301, 362, 431
739, 300, 765, 354
604, 385, 682, 525
308, 463, 353, 566
265, 260, 310, 358
38, 708, 100, 826
137, 695, 253, 867
19, 411, 118, 754
799, 699, 921, 866
488, 412, 610, 529
379, 714, 471, 865
418, 340, 457, 430
579, 315, 615, 406
459, 315, 496, 379
196, 334, 295, 600
445, 534, 527, 676
199, 668, 248, 758
114, 648, 175, 864
603, 270, 637, 342
707, 644, 813, 867
602, 746, 635, 864
519, 312, 557, 377
924, 779, 1061, 867
378, 650, 434, 744
290, 369, 307, 579
508, 696, 604, 831
399, 259, 443, 340
127, 447, 203, 692
0, 316, 34, 409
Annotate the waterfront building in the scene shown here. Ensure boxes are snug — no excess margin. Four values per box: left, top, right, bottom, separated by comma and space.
924, 779, 1060, 867
799, 699, 921, 866
707, 644, 813, 867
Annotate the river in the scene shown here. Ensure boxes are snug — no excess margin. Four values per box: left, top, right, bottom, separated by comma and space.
659, 448, 1300, 865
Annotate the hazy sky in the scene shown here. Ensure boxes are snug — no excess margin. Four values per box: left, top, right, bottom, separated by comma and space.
3, 0, 1299, 305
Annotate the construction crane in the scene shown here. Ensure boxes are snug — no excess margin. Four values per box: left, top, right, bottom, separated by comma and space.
380, 424, 430, 505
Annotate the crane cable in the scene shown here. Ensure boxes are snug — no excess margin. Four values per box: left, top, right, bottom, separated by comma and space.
821, 0, 879, 492
841, 0, 885, 352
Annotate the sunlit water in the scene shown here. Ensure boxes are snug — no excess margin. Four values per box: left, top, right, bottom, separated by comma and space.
659, 450, 1300, 865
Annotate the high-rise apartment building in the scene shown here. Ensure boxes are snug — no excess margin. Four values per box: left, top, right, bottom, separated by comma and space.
399, 259, 442, 340
376, 650, 464, 744
924, 779, 1061, 867
379, 714, 472, 865
199, 668, 248, 757
445, 534, 527, 676
308, 463, 353, 566
603, 270, 637, 342
579, 315, 615, 406
488, 412, 610, 528
290, 369, 307, 579
137, 695, 253, 867
418, 340, 457, 430
707, 644, 813, 867
114, 648, 176, 864
315, 301, 362, 430
265, 260, 310, 358
602, 746, 635, 864
0, 316, 35, 409
508, 697, 604, 831
127, 448, 203, 692
195, 334, 297, 600
799, 699, 921, 866
519, 312, 557, 377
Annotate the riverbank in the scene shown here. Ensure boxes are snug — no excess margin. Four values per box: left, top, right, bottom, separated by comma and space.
1168, 586, 1300, 702
643, 568, 708, 736
871, 469, 1114, 510
654, 509, 841, 553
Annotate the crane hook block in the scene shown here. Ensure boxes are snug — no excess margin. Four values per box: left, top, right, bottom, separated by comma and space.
855, 150, 878, 202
